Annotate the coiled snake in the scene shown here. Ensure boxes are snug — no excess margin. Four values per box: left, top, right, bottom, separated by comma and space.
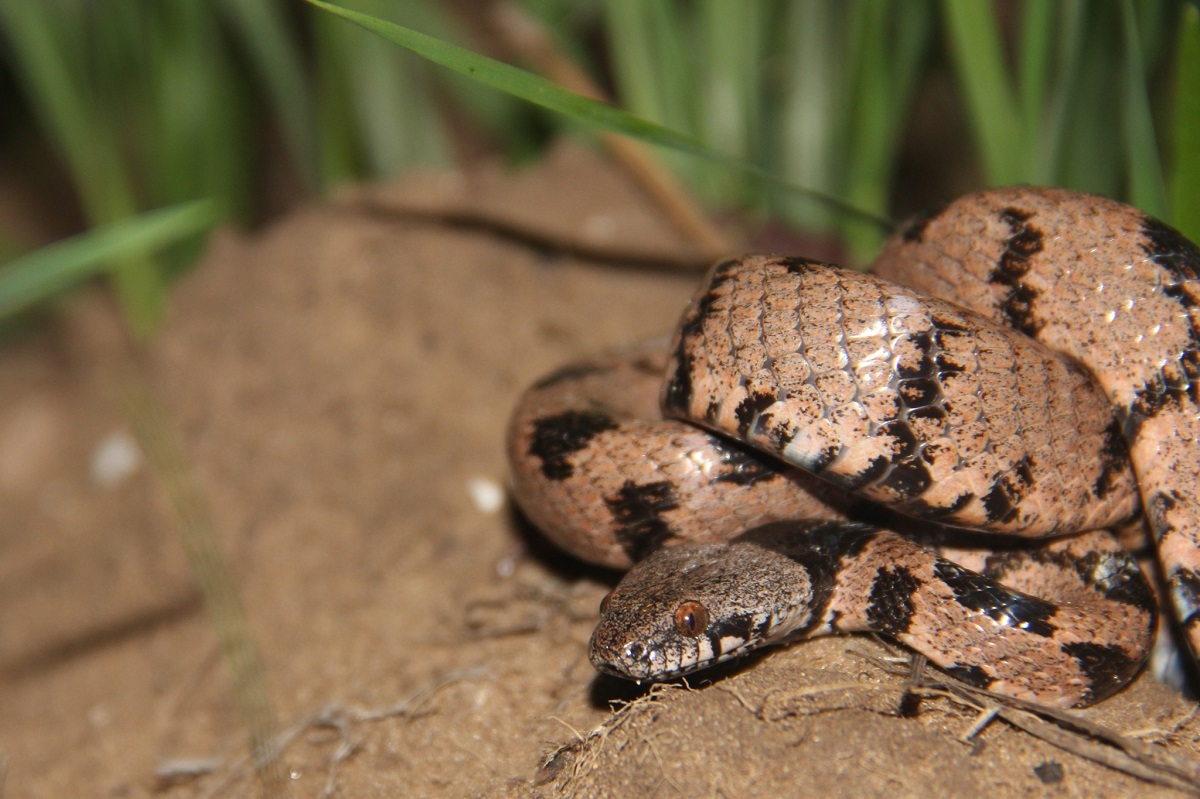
506, 187, 1200, 708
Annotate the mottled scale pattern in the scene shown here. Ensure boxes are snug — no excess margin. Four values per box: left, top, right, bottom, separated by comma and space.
872, 187, 1200, 659
664, 255, 1140, 536
506, 343, 854, 568
505, 187, 1190, 709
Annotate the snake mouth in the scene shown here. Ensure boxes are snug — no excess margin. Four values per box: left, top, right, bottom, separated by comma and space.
589, 635, 760, 682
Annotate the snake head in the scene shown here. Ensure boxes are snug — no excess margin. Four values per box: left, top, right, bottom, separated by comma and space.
589, 534, 821, 682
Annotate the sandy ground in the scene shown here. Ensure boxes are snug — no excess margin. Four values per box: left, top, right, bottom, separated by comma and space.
3, 143, 1200, 798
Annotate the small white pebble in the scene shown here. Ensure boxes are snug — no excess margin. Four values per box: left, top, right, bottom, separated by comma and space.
87, 703, 112, 727
583, 213, 618, 242
466, 476, 505, 514
155, 758, 221, 782
90, 429, 143, 487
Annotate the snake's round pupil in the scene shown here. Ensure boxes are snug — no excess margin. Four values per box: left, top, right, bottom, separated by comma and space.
673, 601, 709, 637
600, 590, 615, 614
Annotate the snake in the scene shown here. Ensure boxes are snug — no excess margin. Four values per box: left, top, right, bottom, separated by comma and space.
505, 187, 1200, 708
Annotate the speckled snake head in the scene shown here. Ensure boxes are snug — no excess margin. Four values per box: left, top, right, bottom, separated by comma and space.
589, 531, 822, 682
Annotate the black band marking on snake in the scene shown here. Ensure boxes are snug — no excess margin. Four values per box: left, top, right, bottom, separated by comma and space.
506, 187, 1197, 708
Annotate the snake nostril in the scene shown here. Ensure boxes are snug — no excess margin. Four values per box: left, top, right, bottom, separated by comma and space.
624, 642, 645, 661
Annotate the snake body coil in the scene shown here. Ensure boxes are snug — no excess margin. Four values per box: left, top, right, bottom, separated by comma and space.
507, 187, 1199, 708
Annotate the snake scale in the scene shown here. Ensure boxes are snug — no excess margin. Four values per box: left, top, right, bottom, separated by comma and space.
506, 187, 1200, 708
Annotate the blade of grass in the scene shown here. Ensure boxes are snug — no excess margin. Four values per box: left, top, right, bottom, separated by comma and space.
841, 0, 933, 259
122, 373, 285, 796
1169, 1, 1200, 237
145, 4, 254, 225
1016, 0, 1054, 120
494, 1, 731, 258
304, 0, 891, 229
1055, 7, 1123, 196
1034, 0, 1085, 183
605, 0, 695, 136
775, 0, 846, 230
0, 200, 219, 319
305, 0, 707, 155
0, 2, 166, 335
1016, 0, 1054, 178
695, 0, 764, 203
212, 0, 322, 193
939, 0, 1024, 184
1118, 0, 1167, 218
321, 0, 453, 176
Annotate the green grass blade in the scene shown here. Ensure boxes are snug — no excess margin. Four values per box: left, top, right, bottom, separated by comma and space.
305, 0, 891, 228
1016, 0, 1054, 177
774, 0, 847, 229
695, 0, 765, 201
841, 0, 933, 258
1017, 0, 1054, 118
1118, 0, 1167, 218
1170, 1, 1200, 237
939, 0, 1024, 184
0, 2, 165, 335
313, 0, 453, 177
0, 200, 219, 320
145, 4, 254, 224
213, 0, 321, 193
1035, 0, 1085, 183
605, 0, 695, 135
305, 0, 709, 155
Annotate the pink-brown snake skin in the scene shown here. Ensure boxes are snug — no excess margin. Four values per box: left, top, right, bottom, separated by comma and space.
507, 187, 1198, 708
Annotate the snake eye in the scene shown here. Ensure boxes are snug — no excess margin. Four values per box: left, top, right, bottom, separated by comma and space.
673, 600, 709, 637
600, 590, 615, 614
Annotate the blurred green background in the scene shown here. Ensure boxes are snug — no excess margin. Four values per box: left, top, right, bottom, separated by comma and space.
0, 0, 1195, 338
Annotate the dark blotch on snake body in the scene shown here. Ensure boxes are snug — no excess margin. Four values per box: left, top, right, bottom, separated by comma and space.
1094, 417, 1132, 500
878, 420, 919, 460
908, 405, 948, 429
1169, 566, 1200, 625
898, 378, 941, 408
866, 565, 921, 634
1140, 214, 1200, 281
735, 391, 777, 438
984, 457, 1037, 522
707, 614, 756, 656
988, 207, 1046, 336
982, 548, 1154, 610
605, 480, 680, 561
713, 441, 784, 487
980, 458, 1035, 526
663, 350, 695, 417
895, 331, 937, 380
880, 459, 933, 499
929, 312, 972, 333
529, 410, 619, 480
781, 255, 823, 275
756, 521, 875, 637
1127, 361, 1200, 439
844, 455, 890, 490
898, 491, 974, 521
933, 559, 1058, 637
1123, 217, 1200, 435
1061, 641, 1140, 703
1071, 550, 1158, 608
665, 263, 740, 415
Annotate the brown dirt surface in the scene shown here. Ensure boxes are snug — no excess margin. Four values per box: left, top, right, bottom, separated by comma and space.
2, 142, 1200, 798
